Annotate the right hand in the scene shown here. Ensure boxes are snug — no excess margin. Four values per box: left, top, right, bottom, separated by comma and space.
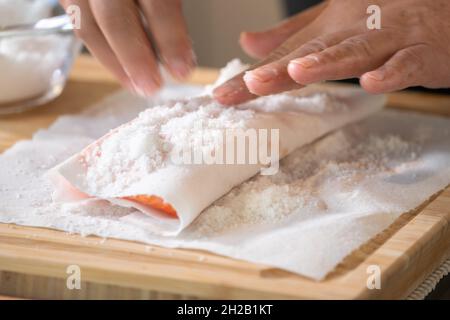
214, 0, 450, 105
60, 0, 196, 96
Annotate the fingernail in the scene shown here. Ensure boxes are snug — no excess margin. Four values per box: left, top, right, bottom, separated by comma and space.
366, 70, 385, 81
169, 59, 193, 80
131, 78, 161, 97
291, 55, 319, 69
124, 66, 162, 97
239, 31, 252, 43
213, 81, 244, 99
244, 68, 279, 83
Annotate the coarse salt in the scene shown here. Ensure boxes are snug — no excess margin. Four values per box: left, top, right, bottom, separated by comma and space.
187, 132, 419, 238
0, 0, 72, 105
82, 96, 255, 195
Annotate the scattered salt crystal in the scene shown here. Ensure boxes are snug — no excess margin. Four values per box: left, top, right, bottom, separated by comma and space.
187, 133, 418, 237
247, 92, 348, 113
202, 59, 250, 95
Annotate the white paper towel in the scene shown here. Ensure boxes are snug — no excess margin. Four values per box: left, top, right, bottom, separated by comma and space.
1, 87, 449, 280
49, 87, 384, 236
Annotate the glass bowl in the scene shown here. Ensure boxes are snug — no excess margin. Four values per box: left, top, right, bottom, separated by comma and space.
0, 0, 82, 115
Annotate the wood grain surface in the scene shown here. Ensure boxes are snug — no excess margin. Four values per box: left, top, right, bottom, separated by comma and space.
0, 55, 449, 300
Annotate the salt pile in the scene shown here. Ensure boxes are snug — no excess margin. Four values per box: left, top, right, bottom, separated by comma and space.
81, 96, 254, 196
0, 0, 72, 104
187, 131, 421, 237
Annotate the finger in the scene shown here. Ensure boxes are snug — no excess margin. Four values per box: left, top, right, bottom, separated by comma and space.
139, 0, 195, 80
214, 24, 323, 105
240, 1, 328, 59
60, 0, 131, 88
90, 0, 162, 96
287, 30, 402, 85
242, 29, 355, 96
360, 44, 432, 94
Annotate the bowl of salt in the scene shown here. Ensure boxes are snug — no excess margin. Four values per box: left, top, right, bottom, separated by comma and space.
0, 0, 82, 115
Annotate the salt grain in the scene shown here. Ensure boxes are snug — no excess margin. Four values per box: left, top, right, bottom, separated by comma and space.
82, 96, 255, 195
0, 1, 72, 104
187, 132, 418, 237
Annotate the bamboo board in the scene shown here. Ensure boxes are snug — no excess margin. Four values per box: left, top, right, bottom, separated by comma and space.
0, 55, 449, 299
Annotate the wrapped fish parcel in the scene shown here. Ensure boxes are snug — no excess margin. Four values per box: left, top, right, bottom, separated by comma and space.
50, 68, 385, 236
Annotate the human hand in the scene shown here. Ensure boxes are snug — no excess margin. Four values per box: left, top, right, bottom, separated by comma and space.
214, 0, 450, 105
60, 0, 195, 96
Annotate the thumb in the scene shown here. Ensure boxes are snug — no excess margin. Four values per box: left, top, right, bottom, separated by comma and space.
240, 1, 328, 59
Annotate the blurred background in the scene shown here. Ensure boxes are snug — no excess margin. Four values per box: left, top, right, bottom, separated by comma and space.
183, 0, 316, 67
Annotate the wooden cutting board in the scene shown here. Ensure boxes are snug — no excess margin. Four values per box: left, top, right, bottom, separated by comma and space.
0, 55, 449, 300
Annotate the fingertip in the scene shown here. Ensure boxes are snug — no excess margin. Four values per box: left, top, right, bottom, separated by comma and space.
126, 69, 163, 97
242, 68, 281, 96
287, 61, 302, 84
213, 93, 235, 106
213, 89, 254, 106
161, 46, 197, 80
167, 59, 194, 80
287, 57, 320, 85
147, 71, 163, 94
213, 79, 255, 106
131, 80, 162, 97
240, 31, 262, 44
239, 31, 251, 45
360, 72, 387, 94
239, 32, 269, 59
242, 71, 261, 95
239, 32, 252, 49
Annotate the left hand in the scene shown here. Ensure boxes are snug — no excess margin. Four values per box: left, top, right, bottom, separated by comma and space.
214, 0, 450, 105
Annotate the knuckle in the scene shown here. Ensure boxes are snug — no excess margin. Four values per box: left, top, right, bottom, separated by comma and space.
398, 5, 428, 27
269, 44, 291, 60
396, 49, 433, 79
397, 47, 426, 72
318, 43, 352, 63
385, 46, 429, 87
321, 45, 348, 62
302, 37, 329, 53
340, 37, 374, 58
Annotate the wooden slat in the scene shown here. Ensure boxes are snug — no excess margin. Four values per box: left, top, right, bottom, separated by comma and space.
387, 91, 450, 116
0, 295, 23, 300
0, 55, 450, 299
